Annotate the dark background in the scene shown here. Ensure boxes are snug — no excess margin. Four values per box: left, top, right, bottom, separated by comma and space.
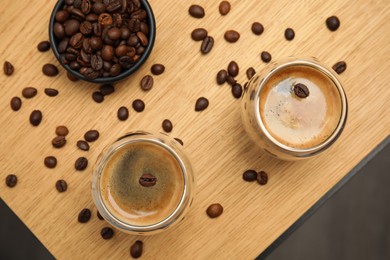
1, 141, 389, 260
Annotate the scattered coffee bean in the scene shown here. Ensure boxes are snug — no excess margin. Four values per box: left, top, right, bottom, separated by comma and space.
174, 138, 184, 146
132, 99, 145, 112
162, 119, 173, 133
30, 110, 43, 126
294, 83, 310, 98
130, 240, 143, 258
42, 64, 59, 77
78, 208, 91, 223
55, 179, 67, 192
56, 126, 69, 136
246, 67, 256, 80
52, 136, 67, 148
284, 28, 295, 40
67, 71, 79, 81
206, 203, 223, 218
195, 97, 209, 112
224, 30, 240, 43
10, 97, 22, 111
37, 41, 51, 52
77, 140, 90, 151
226, 75, 236, 86
99, 84, 115, 96
97, 211, 104, 220
191, 28, 208, 41
201, 36, 214, 54
261, 51, 272, 63
101, 227, 114, 240
44, 88, 59, 97
3, 61, 14, 76
75, 157, 88, 171
5, 174, 17, 188
228, 61, 239, 77
231, 84, 243, 99
219, 1, 231, 15
242, 170, 257, 182
44, 156, 57, 169
84, 130, 99, 142
326, 16, 340, 31
140, 75, 153, 91
189, 5, 205, 18
151, 64, 165, 75
251, 22, 264, 35
216, 69, 228, 85
92, 91, 104, 103
139, 173, 157, 187
332, 61, 347, 74
117, 106, 129, 121
22, 87, 38, 99
257, 171, 268, 185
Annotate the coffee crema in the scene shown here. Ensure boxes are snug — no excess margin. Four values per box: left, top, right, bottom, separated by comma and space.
259, 65, 342, 149
100, 141, 184, 226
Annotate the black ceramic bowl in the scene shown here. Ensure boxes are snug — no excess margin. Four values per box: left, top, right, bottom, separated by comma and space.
49, 0, 156, 84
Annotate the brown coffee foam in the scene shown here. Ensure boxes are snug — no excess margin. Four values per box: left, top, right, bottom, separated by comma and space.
260, 66, 342, 149
100, 141, 184, 226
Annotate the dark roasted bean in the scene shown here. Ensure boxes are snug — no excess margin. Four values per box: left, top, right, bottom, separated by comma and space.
195, 97, 209, 111
117, 106, 129, 121
5, 174, 17, 188
243, 170, 257, 182
132, 99, 145, 112
75, 157, 88, 171
332, 61, 347, 74
162, 119, 173, 133
42, 64, 59, 77
251, 22, 264, 35
246, 67, 256, 80
151, 64, 165, 75
232, 84, 243, 99
30, 110, 42, 126
10, 97, 22, 111
130, 240, 143, 258
326, 16, 340, 31
140, 75, 153, 91
38, 41, 51, 52
84, 130, 99, 142
216, 70, 228, 85
3, 61, 14, 76
22, 87, 38, 99
77, 140, 90, 151
228, 61, 239, 77
78, 208, 91, 223
257, 171, 268, 185
44, 88, 59, 97
201, 36, 214, 54
206, 203, 223, 218
219, 1, 231, 15
44, 156, 57, 169
191, 28, 207, 41
101, 227, 114, 239
56, 180, 68, 192
52, 136, 67, 148
56, 126, 69, 136
224, 30, 240, 43
189, 5, 205, 18
261, 51, 272, 63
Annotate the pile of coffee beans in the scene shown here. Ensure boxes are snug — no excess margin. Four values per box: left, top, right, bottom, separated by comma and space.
242, 169, 269, 185
53, 0, 150, 79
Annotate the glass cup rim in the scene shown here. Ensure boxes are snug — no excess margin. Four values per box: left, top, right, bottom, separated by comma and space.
253, 58, 348, 153
93, 135, 190, 232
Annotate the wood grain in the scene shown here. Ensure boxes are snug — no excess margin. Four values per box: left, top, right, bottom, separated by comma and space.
0, 0, 389, 259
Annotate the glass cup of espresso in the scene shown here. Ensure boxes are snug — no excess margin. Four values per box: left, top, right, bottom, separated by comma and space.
92, 131, 195, 235
241, 57, 348, 160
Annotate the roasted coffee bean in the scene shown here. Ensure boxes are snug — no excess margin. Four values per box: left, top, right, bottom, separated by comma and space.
132, 99, 145, 112
78, 208, 91, 223
80, 21, 93, 35
84, 130, 99, 142
90, 55, 103, 70
129, 18, 141, 32
101, 45, 114, 61
139, 173, 157, 187
243, 170, 257, 182
284, 28, 295, 40
136, 46, 145, 55
174, 138, 184, 146
232, 84, 243, 99
97, 211, 104, 220
3, 61, 14, 76
22, 87, 38, 99
44, 88, 59, 97
37, 41, 51, 52
92, 22, 102, 36
257, 171, 268, 185
77, 140, 90, 151
70, 8, 86, 20
92, 2, 106, 14
108, 27, 121, 40
99, 84, 115, 95
228, 61, 239, 77
56, 126, 69, 136
119, 55, 134, 69
206, 203, 223, 218
140, 75, 153, 91
115, 44, 128, 57
5, 174, 17, 188
90, 36, 103, 50
54, 22, 65, 38
332, 61, 347, 74
201, 36, 214, 54
106, 0, 121, 12
326, 16, 340, 31
246, 67, 256, 80
86, 13, 98, 22
110, 64, 121, 76
113, 13, 123, 27
56, 179, 68, 192
130, 240, 143, 259
261, 51, 272, 63
226, 75, 236, 86
151, 64, 165, 75
42, 64, 59, 77
132, 9, 147, 20
101, 227, 114, 240
140, 22, 149, 35
251, 22, 264, 35
10, 97, 22, 111
191, 28, 208, 41
56, 10, 70, 23
81, 0, 92, 14
294, 83, 310, 98
82, 39, 93, 53
52, 136, 67, 148
224, 30, 240, 43
216, 69, 228, 85
219, 1, 231, 15
69, 33, 84, 49
189, 5, 205, 18
117, 106, 129, 121
44, 156, 57, 169
136, 32, 148, 46
64, 19, 80, 36
30, 110, 42, 126
84, 68, 99, 79
121, 27, 131, 39
67, 71, 79, 81
162, 119, 173, 132
58, 38, 69, 53
99, 13, 113, 26
195, 97, 209, 111
75, 157, 88, 171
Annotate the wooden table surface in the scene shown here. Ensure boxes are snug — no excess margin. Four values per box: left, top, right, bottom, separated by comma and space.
1, 0, 389, 259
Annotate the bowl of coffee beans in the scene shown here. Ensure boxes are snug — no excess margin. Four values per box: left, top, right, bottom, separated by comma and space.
49, 0, 156, 83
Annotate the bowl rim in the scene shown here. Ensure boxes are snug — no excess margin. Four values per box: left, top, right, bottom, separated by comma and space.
49, 0, 156, 84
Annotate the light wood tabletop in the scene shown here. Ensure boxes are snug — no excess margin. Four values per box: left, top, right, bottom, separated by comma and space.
1, 0, 389, 259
